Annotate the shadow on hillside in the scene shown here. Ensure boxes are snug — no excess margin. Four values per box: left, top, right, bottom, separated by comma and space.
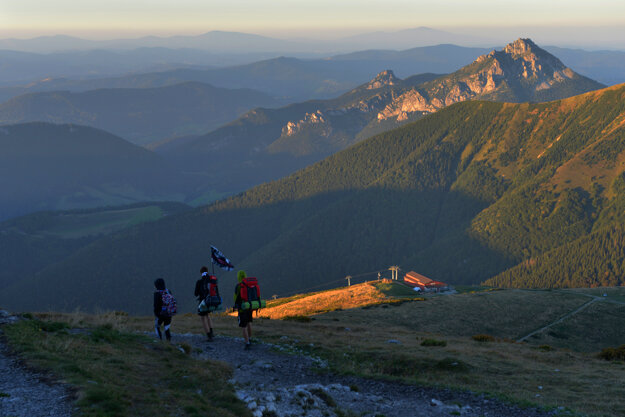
0, 187, 515, 315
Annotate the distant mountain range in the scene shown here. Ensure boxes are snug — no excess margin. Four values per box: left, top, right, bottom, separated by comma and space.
3, 27, 624, 54
0, 82, 280, 145
0, 123, 185, 220
0, 46, 492, 103
1, 42, 623, 105
161, 39, 604, 193
2, 80, 624, 313
0, 47, 283, 86
0, 29, 491, 54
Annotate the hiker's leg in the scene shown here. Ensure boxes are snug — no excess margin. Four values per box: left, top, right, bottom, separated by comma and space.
154, 317, 162, 339
242, 326, 249, 343
200, 314, 210, 333
247, 323, 252, 340
207, 314, 214, 333
164, 317, 172, 341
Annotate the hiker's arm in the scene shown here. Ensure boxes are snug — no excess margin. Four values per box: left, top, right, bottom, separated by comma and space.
233, 284, 240, 305
153, 292, 161, 316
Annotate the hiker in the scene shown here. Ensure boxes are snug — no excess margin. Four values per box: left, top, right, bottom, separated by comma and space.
234, 270, 253, 350
194, 266, 216, 341
153, 278, 176, 341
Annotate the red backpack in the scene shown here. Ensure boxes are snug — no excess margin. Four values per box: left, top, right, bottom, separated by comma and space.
205, 275, 222, 308
240, 277, 265, 310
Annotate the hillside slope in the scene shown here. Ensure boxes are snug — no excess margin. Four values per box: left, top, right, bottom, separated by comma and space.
3, 83, 625, 313
0, 202, 190, 306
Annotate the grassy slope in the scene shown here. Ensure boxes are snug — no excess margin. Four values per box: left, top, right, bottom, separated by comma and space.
259, 287, 625, 417
258, 281, 422, 319
3, 315, 250, 417
7, 287, 625, 417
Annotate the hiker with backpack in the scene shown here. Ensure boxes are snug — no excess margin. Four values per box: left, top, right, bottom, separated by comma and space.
153, 278, 177, 341
234, 270, 265, 350
194, 266, 220, 341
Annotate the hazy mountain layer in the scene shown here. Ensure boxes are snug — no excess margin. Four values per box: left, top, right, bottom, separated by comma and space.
3, 83, 624, 313
0, 47, 480, 103
0, 123, 184, 220
0, 82, 279, 145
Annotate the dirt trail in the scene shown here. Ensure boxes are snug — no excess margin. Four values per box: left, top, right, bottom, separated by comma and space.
516, 292, 625, 342
0, 311, 73, 417
175, 332, 559, 417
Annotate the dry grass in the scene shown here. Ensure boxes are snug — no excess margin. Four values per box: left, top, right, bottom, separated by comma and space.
23, 287, 625, 417
252, 282, 387, 319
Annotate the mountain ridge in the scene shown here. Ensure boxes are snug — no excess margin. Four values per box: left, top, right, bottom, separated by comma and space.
163, 39, 604, 194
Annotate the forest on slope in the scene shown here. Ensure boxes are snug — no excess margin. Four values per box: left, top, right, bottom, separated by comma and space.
2, 83, 624, 313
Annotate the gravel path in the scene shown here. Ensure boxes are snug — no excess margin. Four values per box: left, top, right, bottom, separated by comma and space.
0, 312, 73, 417
174, 332, 563, 417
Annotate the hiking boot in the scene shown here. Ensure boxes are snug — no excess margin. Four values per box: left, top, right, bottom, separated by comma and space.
244, 343, 251, 350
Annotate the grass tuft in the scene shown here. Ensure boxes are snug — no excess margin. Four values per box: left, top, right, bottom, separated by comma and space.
472, 334, 496, 343
421, 338, 447, 347
598, 345, 625, 361
310, 388, 337, 407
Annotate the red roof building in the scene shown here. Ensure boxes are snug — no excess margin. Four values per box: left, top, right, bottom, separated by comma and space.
404, 271, 448, 292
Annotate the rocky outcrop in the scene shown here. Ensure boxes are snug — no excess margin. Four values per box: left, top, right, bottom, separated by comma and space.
377, 89, 441, 121
281, 110, 332, 138
365, 70, 399, 89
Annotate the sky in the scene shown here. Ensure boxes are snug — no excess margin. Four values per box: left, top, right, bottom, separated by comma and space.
1, 0, 624, 46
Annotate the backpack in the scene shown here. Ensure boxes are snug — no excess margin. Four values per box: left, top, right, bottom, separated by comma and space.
240, 277, 266, 311
204, 275, 222, 310
160, 289, 177, 317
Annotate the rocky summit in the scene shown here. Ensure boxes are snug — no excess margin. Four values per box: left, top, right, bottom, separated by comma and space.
376, 38, 604, 122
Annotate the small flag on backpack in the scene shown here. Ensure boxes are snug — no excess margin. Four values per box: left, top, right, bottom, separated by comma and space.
211, 245, 234, 271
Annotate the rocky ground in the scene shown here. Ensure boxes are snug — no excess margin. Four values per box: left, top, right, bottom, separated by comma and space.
0, 311, 73, 417
0, 309, 570, 417
176, 332, 567, 417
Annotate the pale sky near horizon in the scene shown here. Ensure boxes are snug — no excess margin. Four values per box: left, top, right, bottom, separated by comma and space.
0, 0, 623, 40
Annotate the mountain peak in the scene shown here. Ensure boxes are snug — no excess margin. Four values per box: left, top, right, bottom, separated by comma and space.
367, 70, 399, 89
503, 38, 539, 56
376, 39, 604, 123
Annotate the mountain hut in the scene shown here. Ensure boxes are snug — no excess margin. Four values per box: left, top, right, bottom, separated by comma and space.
403, 271, 448, 292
